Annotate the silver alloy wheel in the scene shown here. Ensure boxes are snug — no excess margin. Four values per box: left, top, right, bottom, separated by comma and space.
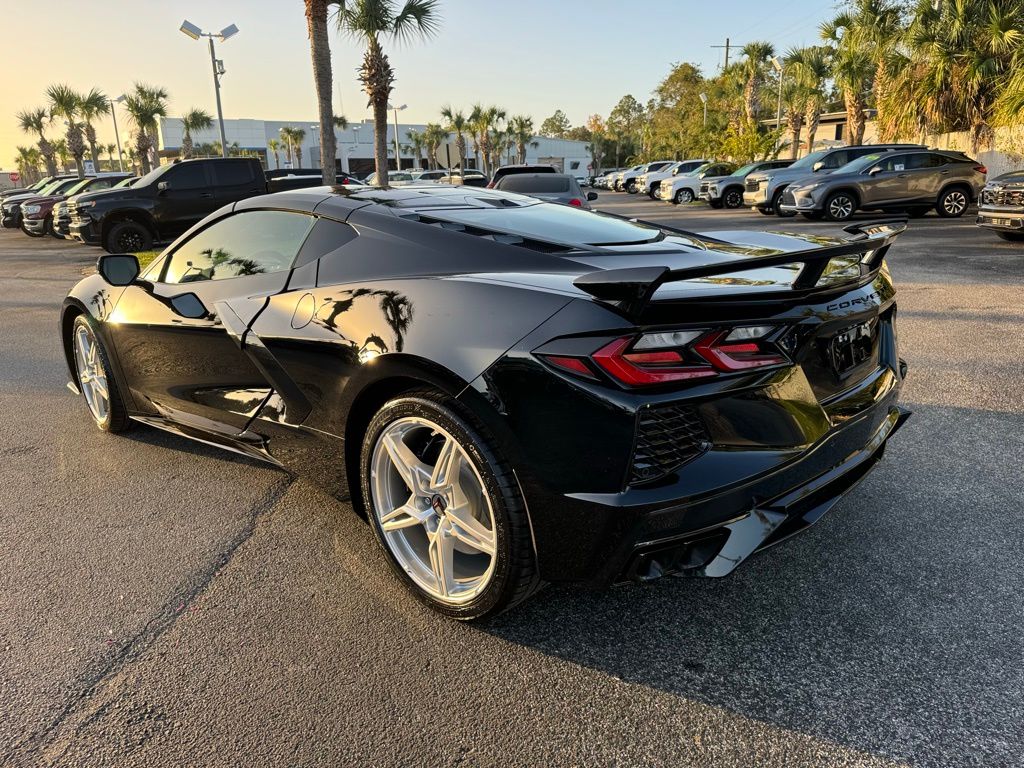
370, 416, 497, 605
73, 324, 110, 424
943, 190, 967, 215
828, 194, 854, 220
676, 188, 693, 204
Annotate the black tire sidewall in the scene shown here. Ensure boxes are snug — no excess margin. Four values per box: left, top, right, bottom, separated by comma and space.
106, 221, 152, 254
360, 393, 528, 621
937, 187, 968, 218
724, 189, 743, 208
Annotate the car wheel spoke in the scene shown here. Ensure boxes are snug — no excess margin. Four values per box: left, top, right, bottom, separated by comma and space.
445, 502, 496, 556
427, 520, 456, 597
429, 435, 462, 492
380, 499, 430, 532
382, 432, 429, 495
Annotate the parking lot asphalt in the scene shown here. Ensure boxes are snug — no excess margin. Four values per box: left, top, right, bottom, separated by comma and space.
1, 197, 1022, 768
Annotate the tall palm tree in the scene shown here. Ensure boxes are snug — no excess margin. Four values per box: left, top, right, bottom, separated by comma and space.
267, 138, 282, 169
440, 106, 468, 174
122, 84, 169, 174
405, 128, 427, 169
508, 115, 535, 164
337, 0, 440, 189
739, 41, 775, 128
47, 84, 85, 177
829, 44, 873, 145
181, 108, 214, 159
472, 105, 506, 176
305, 0, 338, 183
15, 146, 40, 182
53, 139, 71, 171
279, 127, 297, 167
103, 143, 118, 170
423, 122, 447, 169
78, 88, 109, 173
283, 128, 307, 166
16, 108, 57, 176
787, 46, 832, 155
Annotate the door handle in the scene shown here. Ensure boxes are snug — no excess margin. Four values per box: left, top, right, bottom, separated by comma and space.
199, 192, 214, 198
940, 170, 950, 175
897, 173, 908, 178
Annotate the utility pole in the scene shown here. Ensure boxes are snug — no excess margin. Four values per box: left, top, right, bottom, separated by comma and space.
711, 38, 734, 70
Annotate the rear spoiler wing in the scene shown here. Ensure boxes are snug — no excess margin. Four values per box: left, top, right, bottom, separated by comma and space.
573, 217, 908, 317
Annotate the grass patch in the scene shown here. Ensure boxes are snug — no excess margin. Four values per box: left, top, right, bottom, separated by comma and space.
135, 250, 160, 270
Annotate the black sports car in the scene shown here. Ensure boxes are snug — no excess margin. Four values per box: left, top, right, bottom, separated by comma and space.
61, 185, 910, 620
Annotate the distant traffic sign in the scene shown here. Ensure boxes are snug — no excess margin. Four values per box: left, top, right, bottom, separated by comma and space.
434, 142, 462, 170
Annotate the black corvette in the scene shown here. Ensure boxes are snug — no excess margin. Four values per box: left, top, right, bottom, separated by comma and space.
61, 185, 910, 619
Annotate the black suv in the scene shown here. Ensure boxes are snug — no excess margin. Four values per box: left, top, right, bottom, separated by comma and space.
69, 158, 269, 253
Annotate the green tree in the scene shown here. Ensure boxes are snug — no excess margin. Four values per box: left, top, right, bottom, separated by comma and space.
423, 122, 448, 169
47, 84, 85, 178
787, 46, 832, 154
122, 84, 169, 174
405, 128, 427, 169
539, 109, 570, 138
337, 0, 440, 189
607, 95, 644, 165
181, 108, 213, 159
78, 88, 109, 172
507, 115, 535, 164
739, 42, 775, 128
16, 108, 57, 177
440, 106, 469, 174
267, 138, 282, 169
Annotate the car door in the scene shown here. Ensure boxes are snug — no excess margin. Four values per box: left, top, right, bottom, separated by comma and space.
153, 162, 218, 238
212, 159, 264, 207
904, 152, 947, 201
107, 209, 315, 435
862, 153, 912, 205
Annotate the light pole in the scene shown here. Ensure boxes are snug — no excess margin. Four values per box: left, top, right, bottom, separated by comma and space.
771, 56, 785, 152
180, 20, 238, 159
110, 95, 126, 172
310, 124, 319, 168
699, 92, 708, 128
388, 103, 407, 171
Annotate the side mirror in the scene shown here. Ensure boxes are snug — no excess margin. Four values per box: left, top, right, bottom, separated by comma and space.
868, 166, 882, 176
97, 254, 140, 286
812, 161, 825, 172
157, 181, 170, 193
587, 191, 599, 201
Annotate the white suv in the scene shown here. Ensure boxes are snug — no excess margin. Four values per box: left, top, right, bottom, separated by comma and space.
658, 161, 737, 203
621, 161, 673, 194
637, 159, 707, 198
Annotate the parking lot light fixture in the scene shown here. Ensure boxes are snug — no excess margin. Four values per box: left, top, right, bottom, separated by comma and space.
699, 92, 708, 128
388, 103, 407, 171
771, 56, 785, 152
179, 19, 239, 158
110, 95, 127, 172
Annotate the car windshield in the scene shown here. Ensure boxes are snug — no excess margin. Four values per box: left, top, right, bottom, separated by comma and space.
66, 178, 98, 195
36, 180, 65, 195
788, 150, 830, 170
430, 202, 660, 246
834, 153, 887, 174
682, 163, 711, 177
499, 176, 571, 193
729, 163, 760, 177
113, 177, 136, 188
133, 164, 173, 187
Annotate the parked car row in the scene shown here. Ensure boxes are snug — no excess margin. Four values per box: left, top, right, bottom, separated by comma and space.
597, 145, 996, 231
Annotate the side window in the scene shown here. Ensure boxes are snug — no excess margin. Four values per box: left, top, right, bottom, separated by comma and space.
162, 210, 314, 284
907, 153, 946, 169
90, 179, 113, 191
822, 151, 849, 169
165, 163, 207, 190
212, 160, 255, 186
294, 218, 358, 268
877, 154, 908, 172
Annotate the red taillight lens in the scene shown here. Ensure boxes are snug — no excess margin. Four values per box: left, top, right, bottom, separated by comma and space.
541, 354, 598, 380
568, 198, 583, 207
975, 165, 987, 174
592, 337, 717, 386
692, 331, 787, 371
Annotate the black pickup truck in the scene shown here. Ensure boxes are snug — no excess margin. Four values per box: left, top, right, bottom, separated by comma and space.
68, 158, 340, 253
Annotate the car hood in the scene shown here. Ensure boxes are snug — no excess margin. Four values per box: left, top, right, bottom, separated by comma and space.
791, 171, 864, 189
2, 192, 45, 205
464, 229, 862, 301
19, 194, 63, 205
73, 186, 142, 205
748, 166, 819, 185
989, 171, 1024, 186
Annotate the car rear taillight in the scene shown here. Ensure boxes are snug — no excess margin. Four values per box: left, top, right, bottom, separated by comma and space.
540, 326, 787, 387
486, 181, 496, 189
974, 164, 987, 174
568, 198, 583, 207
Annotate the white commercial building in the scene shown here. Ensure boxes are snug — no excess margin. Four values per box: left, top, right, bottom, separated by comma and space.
157, 117, 593, 177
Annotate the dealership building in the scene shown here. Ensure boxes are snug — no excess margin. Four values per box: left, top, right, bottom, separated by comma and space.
156, 116, 593, 176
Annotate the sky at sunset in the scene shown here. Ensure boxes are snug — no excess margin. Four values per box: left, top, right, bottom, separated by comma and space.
0, 0, 835, 169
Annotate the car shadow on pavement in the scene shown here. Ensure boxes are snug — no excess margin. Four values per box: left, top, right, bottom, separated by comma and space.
484, 402, 1024, 768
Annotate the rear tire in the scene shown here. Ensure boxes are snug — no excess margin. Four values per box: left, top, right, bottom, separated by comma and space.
674, 188, 694, 204
997, 232, 1024, 242
773, 190, 797, 217
105, 220, 152, 254
360, 390, 540, 621
936, 186, 969, 218
70, 314, 132, 433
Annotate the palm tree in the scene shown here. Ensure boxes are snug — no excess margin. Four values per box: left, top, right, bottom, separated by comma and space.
181, 108, 214, 159
508, 115, 535, 164
787, 46, 832, 155
337, 0, 440, 189
122, 84, 169, 174
280, 128, 307, 166
279, 127, 296, 167
304, 0, 339, 184
440, 106, 469, 174
471, 105, 505, 176
16, 108, 57, 176
103, 143, 118, 170
739, 41, 775, 128
404, 128, 427, 169
47, 84, 85, 177
15, 146, 41, 182
267, 138, 282, 169
78, 88, 109, 173
830, 44, 873, 145
53, 139, 71, 171
423, 122, 447, 169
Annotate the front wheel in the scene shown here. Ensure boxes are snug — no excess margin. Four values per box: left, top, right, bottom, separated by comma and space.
647, 185, 659, 199
723, 188, 744, 209
625, 180, 637, 194
823, 191, 856, 222
674, 188, 694, 204
361, 391, 540, 620
936, 187, 969, 218
71, 315, 132, 433
21, 219, 44, 238
104, 220, 153, 253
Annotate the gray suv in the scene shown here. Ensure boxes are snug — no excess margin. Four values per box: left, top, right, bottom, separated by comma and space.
778, 150, 985, 221
743, 144, 924, 216
977, 170, 1024, 242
